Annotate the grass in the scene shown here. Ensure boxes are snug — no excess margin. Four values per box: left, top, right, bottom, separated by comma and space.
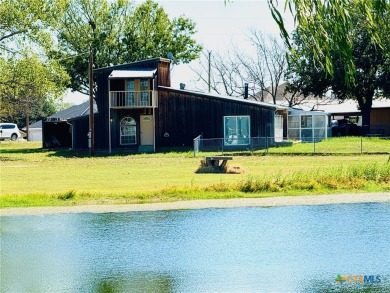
268, 136, 390, 154
0, 140, 389, 208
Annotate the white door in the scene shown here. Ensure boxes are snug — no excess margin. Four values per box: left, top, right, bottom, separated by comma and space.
275, 115, 283, 142
140, 115, 154, 145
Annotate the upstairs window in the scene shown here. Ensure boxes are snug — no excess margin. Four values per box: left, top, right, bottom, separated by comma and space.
126, 80, 135, 106
140, 79, 149, 106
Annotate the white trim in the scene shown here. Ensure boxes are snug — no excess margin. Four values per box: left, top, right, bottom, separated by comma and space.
109, 69, 156, 79
223, 115, 251, 146
153, 107, 156, 152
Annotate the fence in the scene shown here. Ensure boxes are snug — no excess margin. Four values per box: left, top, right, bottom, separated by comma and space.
193, 135, 390, 156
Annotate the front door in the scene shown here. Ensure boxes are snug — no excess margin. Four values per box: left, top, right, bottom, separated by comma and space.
140, 115, 154, 145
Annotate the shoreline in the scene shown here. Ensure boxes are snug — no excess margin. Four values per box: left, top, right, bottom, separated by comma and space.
1, 192, 389, 217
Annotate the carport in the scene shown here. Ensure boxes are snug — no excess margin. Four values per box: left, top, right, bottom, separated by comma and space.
43, 118, 72, 148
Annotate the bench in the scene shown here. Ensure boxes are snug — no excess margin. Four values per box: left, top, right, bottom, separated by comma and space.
204, 156, 233, 171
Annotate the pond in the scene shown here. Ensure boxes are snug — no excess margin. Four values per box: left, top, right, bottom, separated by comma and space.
1, 203, 389, 292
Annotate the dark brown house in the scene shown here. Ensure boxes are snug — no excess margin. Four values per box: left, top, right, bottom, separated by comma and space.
70, 58, 283, 152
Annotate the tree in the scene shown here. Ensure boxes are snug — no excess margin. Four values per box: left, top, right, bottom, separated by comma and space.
192, 50, 247, 97
192, 30, 287, 103
121, 0, 202, 64
54, 0, 202, 95
238, 30, 287, 103
286, 5, 390, 134
268, 0, 390, 83
0, 0, 66, 53
0, 54, 69, 136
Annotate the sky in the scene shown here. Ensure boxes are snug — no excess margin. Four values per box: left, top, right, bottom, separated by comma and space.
64, 0, 294, 104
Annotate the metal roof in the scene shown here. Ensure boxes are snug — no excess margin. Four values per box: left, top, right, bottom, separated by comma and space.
109, 69, 157, 79
158, 86, 288, 110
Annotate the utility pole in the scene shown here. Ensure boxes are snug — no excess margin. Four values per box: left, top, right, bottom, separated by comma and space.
25, 97, 30, 141
208, 51, 211, 93
89, 46, 95, 156
88, 21, 96, 156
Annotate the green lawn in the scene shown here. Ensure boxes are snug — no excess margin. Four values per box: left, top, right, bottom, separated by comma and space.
268, 137, 390, 154
1, 141, 389, 208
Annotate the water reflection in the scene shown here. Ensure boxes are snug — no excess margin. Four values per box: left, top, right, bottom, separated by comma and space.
1, 203, 389, 292
94, 272, 175, 293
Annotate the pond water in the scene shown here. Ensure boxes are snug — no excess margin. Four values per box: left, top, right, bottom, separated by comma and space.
1, 203, 390, 292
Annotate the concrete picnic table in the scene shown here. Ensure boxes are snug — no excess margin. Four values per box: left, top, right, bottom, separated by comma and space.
204, 156, 233, 170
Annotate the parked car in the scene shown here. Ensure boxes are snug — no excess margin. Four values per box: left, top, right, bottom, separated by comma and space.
0, 123, 24, 140
331, 119, 362, 136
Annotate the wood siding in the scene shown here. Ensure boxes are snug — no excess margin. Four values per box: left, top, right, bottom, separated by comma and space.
371, 108, 390, 136
70, 116, 90, 149
85, 58, 277, 151
157, 61, 170, 87
93, 58, 171, 150
156, 89, 275, 148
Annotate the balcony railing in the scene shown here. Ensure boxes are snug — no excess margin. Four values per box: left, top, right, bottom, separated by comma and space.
110, 91, 157, 108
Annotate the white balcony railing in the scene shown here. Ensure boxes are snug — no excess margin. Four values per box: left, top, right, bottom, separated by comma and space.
110, 90, 157, 108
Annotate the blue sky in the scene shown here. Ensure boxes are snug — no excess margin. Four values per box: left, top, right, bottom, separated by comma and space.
64, 0, 294, 104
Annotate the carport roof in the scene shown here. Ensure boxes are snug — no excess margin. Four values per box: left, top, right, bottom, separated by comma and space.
45, 101, 97, 122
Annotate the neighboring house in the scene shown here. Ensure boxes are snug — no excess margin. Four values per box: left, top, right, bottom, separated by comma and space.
24, 120, 42, 141
257, 83, 390, 137
315, 99, 390, 136
254, 82, 332, 109
69, 58, 287, 152
43, 101, 97, 148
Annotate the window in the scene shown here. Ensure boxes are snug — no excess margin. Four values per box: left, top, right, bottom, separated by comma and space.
288, 115, 299, 128
126, 80, 135, 106
120, 117, 136, 145
140, 79, 149, 106
287, 111, 329, 141
301, 115, 312, 128
224, 116, 250, 145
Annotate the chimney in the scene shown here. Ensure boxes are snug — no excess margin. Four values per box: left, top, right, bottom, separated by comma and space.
244, 83, 248, 99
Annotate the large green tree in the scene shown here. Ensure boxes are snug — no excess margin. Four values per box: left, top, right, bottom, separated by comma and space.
54, 0, 202, 95
0, 0, 66, 53
121, 0, 201, 64
0, 55, 69, 135
0, 0, 70, 132
286, 4, 390, 134
268, 0, 390, 83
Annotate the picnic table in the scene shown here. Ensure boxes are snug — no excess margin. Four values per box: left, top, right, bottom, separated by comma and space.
204, 156, 233, 170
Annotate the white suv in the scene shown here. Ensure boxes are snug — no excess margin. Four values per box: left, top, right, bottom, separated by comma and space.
0, 123, 23, 141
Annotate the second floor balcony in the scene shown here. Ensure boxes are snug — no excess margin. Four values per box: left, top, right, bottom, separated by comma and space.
110, 90, 157, 108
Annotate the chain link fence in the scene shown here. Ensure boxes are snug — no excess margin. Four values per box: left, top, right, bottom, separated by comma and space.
193, 135, 390, 156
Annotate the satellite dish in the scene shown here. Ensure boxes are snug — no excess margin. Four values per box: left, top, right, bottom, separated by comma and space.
167, 52, 179, 65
